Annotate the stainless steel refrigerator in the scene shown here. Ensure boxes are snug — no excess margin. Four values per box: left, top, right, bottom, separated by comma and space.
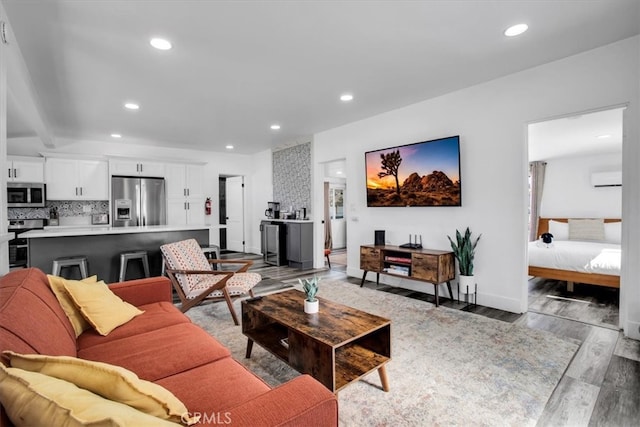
111, 176, 166, 227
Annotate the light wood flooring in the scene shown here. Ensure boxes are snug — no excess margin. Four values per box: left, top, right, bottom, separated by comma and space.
226, 251, 640, 427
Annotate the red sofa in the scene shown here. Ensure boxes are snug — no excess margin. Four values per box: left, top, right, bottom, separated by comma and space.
0, 268, 338, 426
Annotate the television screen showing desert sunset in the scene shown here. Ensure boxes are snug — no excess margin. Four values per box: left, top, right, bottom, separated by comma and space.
365, 136, 461, 207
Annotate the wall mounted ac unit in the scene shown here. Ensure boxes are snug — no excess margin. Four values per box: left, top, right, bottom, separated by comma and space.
591, 171, 622, 187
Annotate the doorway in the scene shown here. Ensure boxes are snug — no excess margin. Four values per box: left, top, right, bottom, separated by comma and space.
328, 185, 346, 249
526, 107, 623, 329
219, 175, 245, 253
324, 159, 348, 266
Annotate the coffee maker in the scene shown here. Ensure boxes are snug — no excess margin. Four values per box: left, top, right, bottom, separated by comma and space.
265, 201, 280, 219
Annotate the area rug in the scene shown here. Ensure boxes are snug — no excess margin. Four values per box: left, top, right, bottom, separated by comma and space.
186, 279, 579, 426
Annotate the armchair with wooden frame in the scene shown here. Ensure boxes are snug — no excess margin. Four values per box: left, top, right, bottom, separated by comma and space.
160, 239, 262, 325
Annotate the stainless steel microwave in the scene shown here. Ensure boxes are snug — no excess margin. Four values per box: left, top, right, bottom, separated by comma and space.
7, 182, 46, 207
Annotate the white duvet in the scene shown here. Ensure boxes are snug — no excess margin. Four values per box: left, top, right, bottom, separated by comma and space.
528, 240, 621, 276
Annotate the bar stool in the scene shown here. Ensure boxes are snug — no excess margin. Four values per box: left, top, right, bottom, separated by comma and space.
201, 245, 221, 260
201, 245, 221, 271
52, 256, 89, 279
119, 250, 150, 282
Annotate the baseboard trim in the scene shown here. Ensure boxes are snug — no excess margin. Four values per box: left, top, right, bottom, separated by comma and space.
347, 267, 523, 313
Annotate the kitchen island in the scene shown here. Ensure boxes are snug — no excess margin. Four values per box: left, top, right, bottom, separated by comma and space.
22, 225, 209, 282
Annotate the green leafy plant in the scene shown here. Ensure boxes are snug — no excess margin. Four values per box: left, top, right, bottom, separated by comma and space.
299, 276, 319, 302
447, 227, 482, 276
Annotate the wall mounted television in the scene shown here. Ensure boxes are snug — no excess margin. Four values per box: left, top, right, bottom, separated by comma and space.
365, 135, 461, 207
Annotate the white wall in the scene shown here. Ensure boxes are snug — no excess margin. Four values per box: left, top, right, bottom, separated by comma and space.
6, 137, 272, 254
312, 36, 640, 339
541, 153, 621, 218
0, 1, 8, 275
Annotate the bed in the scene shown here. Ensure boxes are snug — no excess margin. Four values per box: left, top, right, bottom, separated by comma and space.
528, 218, 621, 289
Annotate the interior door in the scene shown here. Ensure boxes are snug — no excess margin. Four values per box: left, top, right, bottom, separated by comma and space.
330, 186, 346, 249
225, 176, 245, 252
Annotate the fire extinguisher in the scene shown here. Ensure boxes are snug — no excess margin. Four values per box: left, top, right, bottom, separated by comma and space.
205, 197, 212, 215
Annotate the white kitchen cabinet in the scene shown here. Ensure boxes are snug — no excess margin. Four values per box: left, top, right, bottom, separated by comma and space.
167, 196, 205, 226
166, 163, 205, 225
45, 158, 109, 200
6, 156, 45, 182
165, 164, 204, 198
110, 159, 165, 177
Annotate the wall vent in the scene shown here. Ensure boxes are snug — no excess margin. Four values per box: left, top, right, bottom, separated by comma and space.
591, 171, 622, 187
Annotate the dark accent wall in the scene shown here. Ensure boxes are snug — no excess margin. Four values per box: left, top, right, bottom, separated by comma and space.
218, 177, 227, 249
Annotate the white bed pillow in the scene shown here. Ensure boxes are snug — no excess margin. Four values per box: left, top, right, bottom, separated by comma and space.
569, 218, 605, 241
604, 221, 622, 244
548, 220, 569, 240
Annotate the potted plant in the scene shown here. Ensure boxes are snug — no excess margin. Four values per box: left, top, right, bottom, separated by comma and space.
447, 227, 481, 293
299, 276, 319, 314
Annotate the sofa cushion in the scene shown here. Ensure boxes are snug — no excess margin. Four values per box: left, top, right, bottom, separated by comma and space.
5, 351, 198, 425
0, 364, 180, 427
77, 323, 231, 382
0, 268, 76, 358
47, 274, 99, 337
62, 279, 144, 336
155, 357, 271, 414
77, 302, 190, 350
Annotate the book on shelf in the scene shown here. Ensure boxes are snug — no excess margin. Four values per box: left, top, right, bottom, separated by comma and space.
383, 265, 410, 276
384, 256, 412, 264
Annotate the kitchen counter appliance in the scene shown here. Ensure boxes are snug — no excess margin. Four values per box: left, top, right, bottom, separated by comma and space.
260, 220, 287, 266
7, 183, 46, 207
8, 219, 45, 268
111, 176, 166, 227
265, 201, 280, 219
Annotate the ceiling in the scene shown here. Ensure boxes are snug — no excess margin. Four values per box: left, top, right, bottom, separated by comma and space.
529, 107, 624, 162
3, 1, 639, 155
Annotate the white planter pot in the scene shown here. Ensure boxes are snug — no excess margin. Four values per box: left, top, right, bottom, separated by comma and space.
459, 275, 475, 294
304, 300, 319, 314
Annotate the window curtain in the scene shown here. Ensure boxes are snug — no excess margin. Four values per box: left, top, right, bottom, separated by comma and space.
529, 161, 547, 241
324, 182, 332, 249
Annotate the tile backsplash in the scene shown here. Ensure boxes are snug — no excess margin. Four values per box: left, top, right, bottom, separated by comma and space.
273, 142, 311, 215
8, 200, 109, 220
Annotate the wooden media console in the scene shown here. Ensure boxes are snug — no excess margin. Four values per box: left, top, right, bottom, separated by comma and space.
360, 245, 455, 306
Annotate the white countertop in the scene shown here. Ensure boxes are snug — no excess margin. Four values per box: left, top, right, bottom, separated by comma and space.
22, 224, 213, 239
263, 219, 313, 224
0, 232, 15, 243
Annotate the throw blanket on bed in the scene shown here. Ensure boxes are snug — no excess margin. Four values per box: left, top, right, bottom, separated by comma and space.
528, 240, 621, 276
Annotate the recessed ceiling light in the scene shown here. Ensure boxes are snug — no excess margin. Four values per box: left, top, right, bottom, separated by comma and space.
270, 124, 281, 130
340, 94, 354, 102
124, 102, 140, 110
336, 170, 343, 175
150, 38, 172, 50
225, 144, 234, 150
504, 23, 528, 37
597, 134, 612, 139
111, 133, 122, 138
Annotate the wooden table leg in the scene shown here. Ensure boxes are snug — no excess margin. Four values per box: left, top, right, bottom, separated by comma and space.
378, 365, 390, 392
360, 270, 368, 287
245, 338, 254, 358
446, 281, 453, 301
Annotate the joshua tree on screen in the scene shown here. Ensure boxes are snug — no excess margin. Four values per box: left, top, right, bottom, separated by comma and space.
378, 150, 403, 195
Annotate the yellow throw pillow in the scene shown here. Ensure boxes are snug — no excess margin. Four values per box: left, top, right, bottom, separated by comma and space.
0, 364, 180, 427
4, 352, 198, 425
47, 275, 99, 337
61, 279, 144, 336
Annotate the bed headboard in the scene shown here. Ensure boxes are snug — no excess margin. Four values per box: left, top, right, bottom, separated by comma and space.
537, 218, 622, 236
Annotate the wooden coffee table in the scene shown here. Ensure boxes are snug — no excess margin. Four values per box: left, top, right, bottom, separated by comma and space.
241, 289, 391, 393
